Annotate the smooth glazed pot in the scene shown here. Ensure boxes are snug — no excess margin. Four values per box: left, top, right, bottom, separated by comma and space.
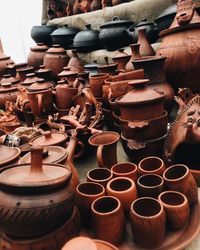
130, 197, 166, 248
27, 43, 48, 69
91, 196, 126, 245
158, 190, 189, 229
138, 156, 166, 176
163, 164, 198, 205
111, 162, 138, 183
87, 168, 113, 187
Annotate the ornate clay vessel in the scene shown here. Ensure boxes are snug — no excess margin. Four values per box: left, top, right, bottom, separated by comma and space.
125, 43, 141, 72
137, 28, 155, 56
138, 156, 166, 176
111, 162, 138, 183
87, 168, 113, 187
156, 0, 200, 92
67, 49, 84, 73
27, 43, 48, 69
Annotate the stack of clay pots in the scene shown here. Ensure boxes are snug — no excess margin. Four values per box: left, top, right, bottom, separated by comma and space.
117, 78, 168, 163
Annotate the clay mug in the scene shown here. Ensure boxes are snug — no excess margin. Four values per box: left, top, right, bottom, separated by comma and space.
111, 162, 138, 183
89, 131, 120, 169
137, 174, 164, 198
138, 156, 166, 176
163, 164, 198, 205
87, 168, 113, 187
106, 177, 138, 216
130, 197, 166, 248
158, 191, 189, 229
75, 182, 105, 227
91, 196, 126, 245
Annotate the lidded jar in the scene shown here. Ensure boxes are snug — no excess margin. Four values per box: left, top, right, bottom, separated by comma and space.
27, 43, 49, 69
22, 73, 42, 88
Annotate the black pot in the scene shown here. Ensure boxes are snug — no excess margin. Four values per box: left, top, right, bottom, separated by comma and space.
132, 18, 158, 44
73, 24, 102, 53
99, 16, 134, 51
31, 25, 56, 46
50, 25, 80, 49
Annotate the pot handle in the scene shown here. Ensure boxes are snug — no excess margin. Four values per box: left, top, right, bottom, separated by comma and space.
112, 16, 120, 21
97, 145, 105, 167
127, 139, 146, 150
128, 120, 149, 129
37, 93, 44, 115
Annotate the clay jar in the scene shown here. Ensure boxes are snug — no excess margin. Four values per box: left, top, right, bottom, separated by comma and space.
89, 131, 120, 168
125, 43, 141, 72
89, 73, 109, 97
116, 79, 166, 120
106, 177, 138, 215
87, 168, 113, 187
0, 83, 18, 109
111, 162, 138, 183
44, 44, 69, 80
75, 182, 105, 226
91, 196, 126, 245
137, 174, 164, 198
163, 164, 198, 205
130, 197, 166, 248
137, 28, 155, 56
158, 191, 189, 229
132, 56, 175, 112
138, 156, 166, 176
27, 43, 48, 69
58, 66, 78, 84
68, 49, 84, 73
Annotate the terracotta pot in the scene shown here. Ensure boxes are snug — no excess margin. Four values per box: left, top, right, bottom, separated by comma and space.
111, 162, 138, 183
138, 156, 166, 176
91, 196, 126, 245
89, 131, 120, 168
163, 164, 198, 205
116, 79, 166, 120
28, 78, 53, 92
97, 56, 117, 76
119, 110, 168, 140
110, 68, 144, 82
132, 56, 175, 112
112, 52, 131, 71
89, 73, 109, 97
106, 177, 138, 215
125, 43, 141, 72
0, 83, 18, 109
76, 182, 105, 226
27, 43, 48, 69
58, 66, 78, 84
62, 236, 97, 250
35, 64, 52, 81
0, 147, 75, 238
87, 168, 113, 187
0, 53, 14, 78
110, 80, 132, 99
0, 145, 20, 168
130, 197, 166, 248
22, 73, 42, 88
16, 66, 34, 82
44, 44, 69, 80
156, 0, 200, 93
68, 49, 84, 73
137, 28, 155, 56
137, 174, 164, 198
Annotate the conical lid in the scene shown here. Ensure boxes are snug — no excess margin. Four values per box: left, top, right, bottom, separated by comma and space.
28, 79, 53, 91
0, 74, 19, 85
58, 66, 78, 77
46, 44, 66, 54
22, 73, 42, 86
30, 43, 49, 52
36, 65, 52, 74
0, 145, 20, 166
0, 147, 71, 192
0, 82, 17, 93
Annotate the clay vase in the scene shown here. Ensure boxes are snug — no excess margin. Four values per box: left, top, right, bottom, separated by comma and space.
137, 174, 164, 198
35, 64, 52, 81
111, 162, 138, 183
75, 182, 105, 226
68, 49, 84, 73
0, 53, 14, 78
89, 131, 120, 168
125, 43, 141, 72
44, 44, 69, 80
87, 168, 113, 187
130, 197, 166, 248
27, 43, 48, 69
112, 0, 128, 6
137, 28, 155, 56
89, 73, 109, 97
112, 49, 131, 71
91, 196, 126, 245
138, 156, 166, 176
163, 164, 198, 205
132, 56, 175, 112
106, 177, 138, 215
90, 0, 102, 11
158, 191, 189, 229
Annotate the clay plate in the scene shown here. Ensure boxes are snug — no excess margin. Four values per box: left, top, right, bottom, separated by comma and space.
119, 201, 200, 250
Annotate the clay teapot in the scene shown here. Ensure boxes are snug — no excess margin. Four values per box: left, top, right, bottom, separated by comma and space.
27, 43, 49, 69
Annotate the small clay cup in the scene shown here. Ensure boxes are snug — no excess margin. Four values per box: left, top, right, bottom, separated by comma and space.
91, 196, 126, 245
163, 164, 198, 205
130, 197, 166, 248
106, 177, 138, 215
76, 182, 105, 227
137, 174, 164, 198
158, 191, 189, 229
111, 162, 138, 183
138, 156, 166, 176
87, 168, 113, 187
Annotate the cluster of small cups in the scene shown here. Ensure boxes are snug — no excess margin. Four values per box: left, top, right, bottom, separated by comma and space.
75, 156, 198, 248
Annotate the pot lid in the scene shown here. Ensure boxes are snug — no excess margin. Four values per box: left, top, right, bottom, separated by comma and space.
46, 44, 66, 54
0, 145, 20, 166
73, 24, 99, 43
135, 18, 154, 27
117, 79, 166, 105
0, 82, 17, 92
31, 131, 68, 147
30, 43, 49, 52
0, 74, 19, 85
16, 66, 34, 73
22, 73, 42, 86
51, 25, 80, 36
0, 147, 71, 191
58, 66, 78, 77
100, 16, 133, 28
20, 146, 67, 164
28, 79, 53, 91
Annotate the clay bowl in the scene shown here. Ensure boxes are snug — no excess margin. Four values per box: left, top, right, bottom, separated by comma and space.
87, 168, 113, 187
111, 162, 138, 183
138, 156, 166, 176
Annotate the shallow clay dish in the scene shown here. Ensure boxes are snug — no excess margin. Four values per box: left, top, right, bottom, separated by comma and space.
94, 239, 119, 250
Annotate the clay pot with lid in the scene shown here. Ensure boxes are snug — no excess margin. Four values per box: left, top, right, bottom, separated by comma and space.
16, 66, 34, 82
67, 49, 84, 73
31, 25, 56, 46
58, 66, 78, 83
0, 83, 18, 109
0, 147, 75, 238
28, 78, 53, 92
27, 43, 48, 69
0, 145, 20, 168
22, 73, 42, 88
35, 65, 52, 81
0, 52, 14, 78
117, 79, 166, 120
44, 44, 69, 80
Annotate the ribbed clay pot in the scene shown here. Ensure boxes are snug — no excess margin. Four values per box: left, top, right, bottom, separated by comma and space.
87, 168, 113, 187
138, 156, 166, 176
111, 162, 138, 183
27, 43, 48, 69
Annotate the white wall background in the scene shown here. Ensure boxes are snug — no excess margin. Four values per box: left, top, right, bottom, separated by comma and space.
0, 0, 42, 63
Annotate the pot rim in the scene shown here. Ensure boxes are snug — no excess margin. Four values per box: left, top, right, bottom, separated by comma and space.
107, 176, 136, 193
138, 156, 164, 173
137, 174, 164, 188
111, 162, 138, 175
158, 190, 188, 208
89, 131, 120, 146
163, 164, 189, 182
76, 181, 105, 197
87, 168, 113, 183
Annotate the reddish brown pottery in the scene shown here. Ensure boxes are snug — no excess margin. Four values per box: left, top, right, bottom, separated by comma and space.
0, 83, 18, 109
27, 43, 48, 69
125, 43, 141, 72
67, 49, 84, 73
111, 162, 138, 183
137, 28, 155, 56
0, 52, 14, 77
87, 168, 113, 187
89, 73, 109, 97
138, 156, 166, 176
112, 49, 130, 71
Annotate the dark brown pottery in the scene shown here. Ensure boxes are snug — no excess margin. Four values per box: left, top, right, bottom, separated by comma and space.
22, 73, 42, 87
27, 43, 48, 69
16, 66, 34, 82
35, 64, 52, 81
0, 74, 19, 86
137, 28, 155, 56
0, 53, 14, 78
